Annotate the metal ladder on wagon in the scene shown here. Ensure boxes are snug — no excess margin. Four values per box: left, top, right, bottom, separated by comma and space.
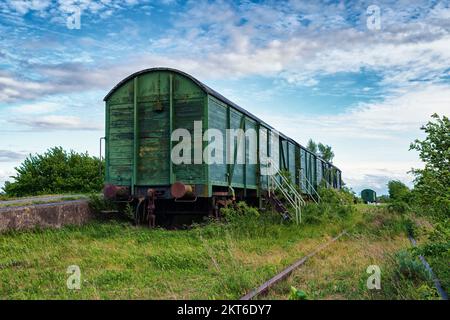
266, 159, 305, 224
299, 169, 321, 204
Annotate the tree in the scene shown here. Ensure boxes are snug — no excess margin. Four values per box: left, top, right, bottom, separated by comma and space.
307, 139, 335, 162
409, 114, 450, 218
387, 180, 410, 202
306, 139, 317, 153
2, 147, 104, 197
318, 143, 335, 162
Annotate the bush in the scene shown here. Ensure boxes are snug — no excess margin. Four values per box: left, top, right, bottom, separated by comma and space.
302, 187, 356, 224
217, 202, 283, 238
388, 180, 411, 203
388, 201, 410, 214
220, 201, 260, 222
413, 220, 450, 293
395, 250, 429, 283
88, 194, 116, 213
409, 114, 450, 219
2, 147, 104, 197
289, 286, 308, 300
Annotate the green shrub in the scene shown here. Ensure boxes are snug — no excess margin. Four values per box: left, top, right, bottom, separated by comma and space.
289, 286, 308, 300
2, 147, 104, 197
413, 220, 450, 292
88, 194, 117, 214
395, 251, 429, 282
409, 114, 450, 219
302, 187, 356, 224
388, 180, 411, 203
388, 201, 410, 214
220, 201, 260, 222
416, 284, 439, 300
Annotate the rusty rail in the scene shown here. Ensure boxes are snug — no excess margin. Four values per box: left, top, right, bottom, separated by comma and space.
408, 235, 448, 300
240, 230, 347, 300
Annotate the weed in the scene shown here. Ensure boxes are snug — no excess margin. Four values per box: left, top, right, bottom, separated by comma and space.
388, 201, 410, 214
289, 286, 308, 300
394, 250, 429, 283
88, 193, 117, 214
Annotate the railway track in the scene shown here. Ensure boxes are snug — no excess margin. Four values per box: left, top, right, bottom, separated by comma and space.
240, 229, 448, 301
240, 230, 348, 300
408, 235, 448, 300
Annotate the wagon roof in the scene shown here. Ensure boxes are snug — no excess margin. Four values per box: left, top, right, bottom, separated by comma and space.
104, 67, 341, 172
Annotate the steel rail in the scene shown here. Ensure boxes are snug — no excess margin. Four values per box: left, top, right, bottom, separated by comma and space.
408, 235, 448, 300
240, 230, 347, 300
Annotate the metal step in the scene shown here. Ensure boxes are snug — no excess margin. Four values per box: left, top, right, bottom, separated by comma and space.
266, 159, 305, 224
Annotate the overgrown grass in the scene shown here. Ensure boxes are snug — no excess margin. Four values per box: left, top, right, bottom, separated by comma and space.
262, 205, 444, 300
0, 204, 351, 299
410, 218, 450, 294
0, 202, 444, 300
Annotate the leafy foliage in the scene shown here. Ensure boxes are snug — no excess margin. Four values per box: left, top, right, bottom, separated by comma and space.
394, 250, 429, 283
386, 180, 412, 214
220, 201, 260, 221
306, 139, 335, 162
306, 139, 317, 154
409, 114, 450, 218
88, 194, 116, 213
302, 186, 356, 224
317, 143, 335, 163
388, 201, 410, 214
387, 180, 411, 203
2, 147, 104, 197
289, 286, 308, 300
413, 219, 450, 293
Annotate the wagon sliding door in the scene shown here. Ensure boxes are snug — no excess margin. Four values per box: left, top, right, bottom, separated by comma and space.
105, 82, 134, 186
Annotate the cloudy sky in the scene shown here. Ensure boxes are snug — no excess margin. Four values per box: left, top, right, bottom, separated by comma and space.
0, 0, 449, 195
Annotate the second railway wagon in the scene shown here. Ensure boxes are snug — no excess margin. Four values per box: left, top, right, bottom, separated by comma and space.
361, 189, 377, 204
103, 68, 342, 225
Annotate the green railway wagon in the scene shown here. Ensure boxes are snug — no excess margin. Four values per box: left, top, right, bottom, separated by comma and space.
361, 189, 377, 203
103, 68, 342, 224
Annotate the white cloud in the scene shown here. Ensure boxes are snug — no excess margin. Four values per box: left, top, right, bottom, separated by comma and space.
0, 150, 26, 162
3, 0, 51, 15
1, 1, 449, 102
0, 0, 449, 195
13, 115, 102, 130
0, 168, 15, 190
268, 83, 449, 138
257, 83, 449, 194
1, 0, 147, 18
10, 101, 61, 114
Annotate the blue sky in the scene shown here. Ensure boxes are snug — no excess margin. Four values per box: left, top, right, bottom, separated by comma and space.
0, 0, 449, 195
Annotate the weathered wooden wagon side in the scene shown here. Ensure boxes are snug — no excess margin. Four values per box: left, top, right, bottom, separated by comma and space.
103, 68, 342, 223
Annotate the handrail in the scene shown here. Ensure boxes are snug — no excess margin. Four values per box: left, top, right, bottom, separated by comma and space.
271, 177, 296, 208
268, 159, 306, 206
266, 159, 304, 224
299, 169, 321, 203
270, 176, 300, 224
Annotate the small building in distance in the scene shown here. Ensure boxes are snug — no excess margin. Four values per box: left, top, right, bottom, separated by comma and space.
361, 189, 377, 204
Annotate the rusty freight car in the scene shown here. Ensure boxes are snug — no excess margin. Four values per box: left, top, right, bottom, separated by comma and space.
103, 68, 342, 225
